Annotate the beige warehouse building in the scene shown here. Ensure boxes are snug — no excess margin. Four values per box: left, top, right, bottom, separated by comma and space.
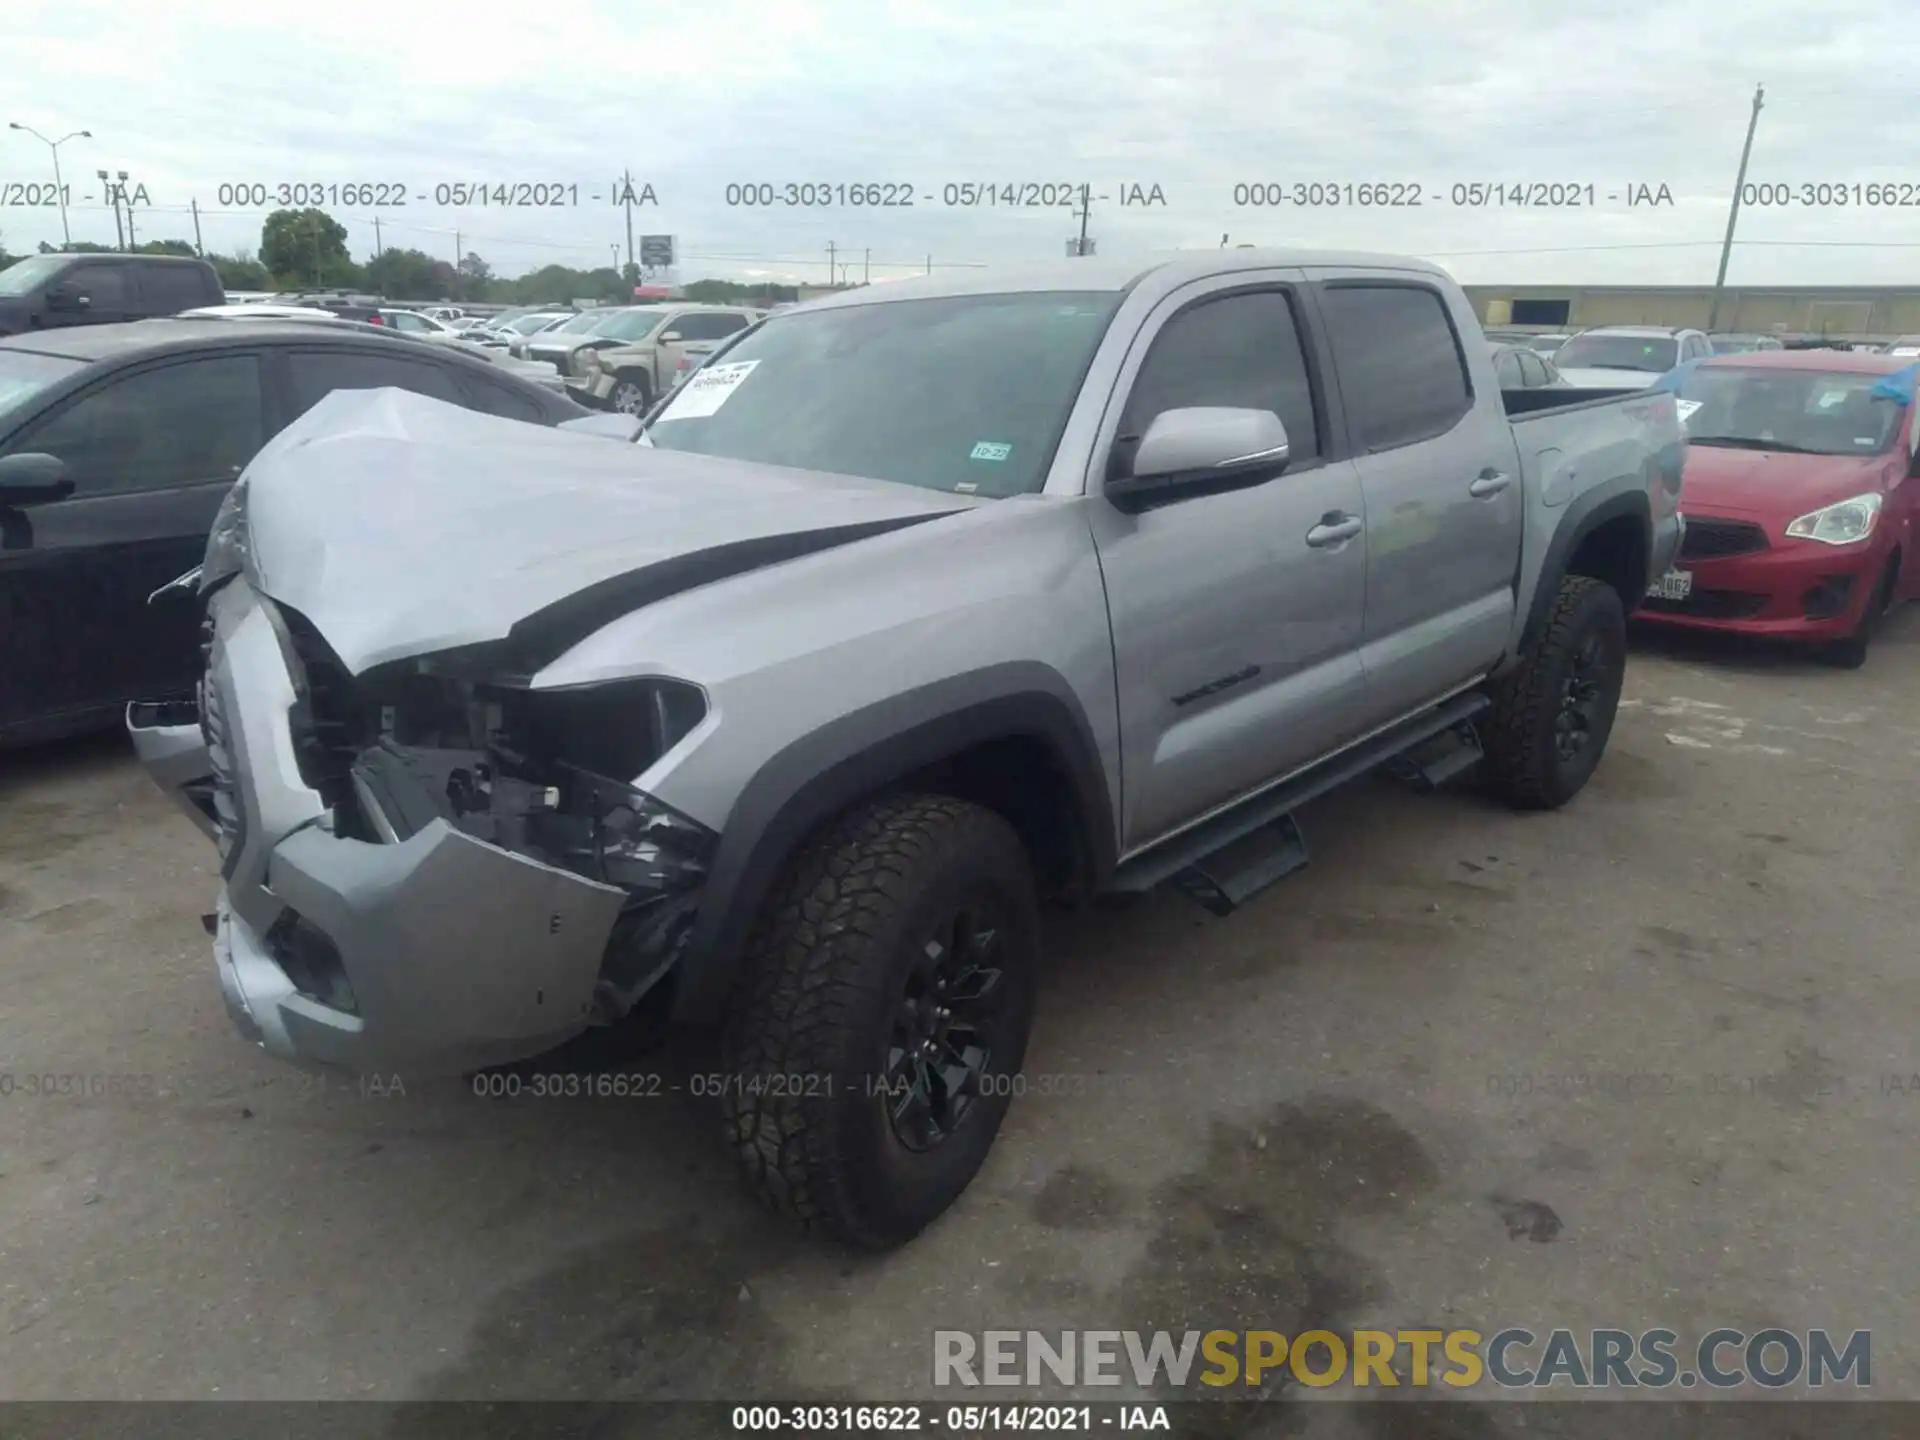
1463, 285, 1920, 339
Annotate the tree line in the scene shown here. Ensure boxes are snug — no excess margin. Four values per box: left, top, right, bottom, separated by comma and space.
0, 207, 800, 307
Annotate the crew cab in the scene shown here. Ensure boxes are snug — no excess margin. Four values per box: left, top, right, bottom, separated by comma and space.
129, 250, 1682, 1248
0, 252, 225, 336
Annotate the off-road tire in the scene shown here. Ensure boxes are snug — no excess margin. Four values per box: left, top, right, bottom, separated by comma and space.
1819, 555, 1900, 670
1483, 575, 1627, 811
721, 793, 1039, 1249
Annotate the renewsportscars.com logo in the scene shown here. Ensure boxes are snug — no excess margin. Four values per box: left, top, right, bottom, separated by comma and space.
933, 1328, 1872, 1391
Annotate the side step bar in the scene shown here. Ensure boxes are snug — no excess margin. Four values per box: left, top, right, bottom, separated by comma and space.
1108, 690, 1491, 913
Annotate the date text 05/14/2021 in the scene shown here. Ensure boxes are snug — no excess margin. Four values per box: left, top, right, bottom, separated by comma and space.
207, 180, 660, 209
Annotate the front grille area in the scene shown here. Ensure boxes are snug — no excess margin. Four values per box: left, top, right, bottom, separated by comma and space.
1642, 588, 1770, 620
1680, 517, 1769, 560
277, 604, 374, 835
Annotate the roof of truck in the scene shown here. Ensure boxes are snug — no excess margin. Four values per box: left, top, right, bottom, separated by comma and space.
791, 249, 1454, 312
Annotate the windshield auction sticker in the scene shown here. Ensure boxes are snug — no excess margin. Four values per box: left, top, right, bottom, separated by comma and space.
660, 360, 760, 420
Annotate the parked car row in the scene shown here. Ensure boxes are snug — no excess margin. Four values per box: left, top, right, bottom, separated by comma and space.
0, 317, 587, 744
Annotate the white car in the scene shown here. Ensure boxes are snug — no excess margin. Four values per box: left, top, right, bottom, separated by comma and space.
1550, 326, 1712, 388
1883, 335, 1920, 358
178, 303, 342, 321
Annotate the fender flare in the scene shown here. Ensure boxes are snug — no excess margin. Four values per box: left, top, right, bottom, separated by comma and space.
1518, 486, 1652, 655
670, 662, 1116, 1025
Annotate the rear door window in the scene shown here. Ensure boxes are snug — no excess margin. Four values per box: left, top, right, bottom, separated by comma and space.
140, 263, 211, 311
285, 348, 463, 415
1319, 284, 1473, 452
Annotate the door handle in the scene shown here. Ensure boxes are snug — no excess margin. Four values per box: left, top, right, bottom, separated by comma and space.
1469, 471, 1512, 499
1305, 513, 1363, 548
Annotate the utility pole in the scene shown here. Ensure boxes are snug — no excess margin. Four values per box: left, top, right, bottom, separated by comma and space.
98, 170, 122, 248
454, 229, 462, 297
826, 240, 837, 287
310, 212, 321, 285
191, 198, 204, 256
863, 248, 870, 285
610, 243, 619, 271
620, 168, 636, 279
373, 215, 382, 260
1708, 83, 1765, 333
925, 253, 931, 275
119, 170, 135, 248
1073, 183, 1091, 256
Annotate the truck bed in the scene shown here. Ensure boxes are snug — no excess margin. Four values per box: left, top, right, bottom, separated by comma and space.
1503, 384, 1654, 419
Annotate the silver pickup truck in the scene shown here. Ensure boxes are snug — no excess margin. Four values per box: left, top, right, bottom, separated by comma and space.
129, 249, 1682, 1249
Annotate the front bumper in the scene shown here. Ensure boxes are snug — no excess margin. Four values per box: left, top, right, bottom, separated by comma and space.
1638, 526, 1888, 640
567, 372, 619, 406
128, 580, 629, 1076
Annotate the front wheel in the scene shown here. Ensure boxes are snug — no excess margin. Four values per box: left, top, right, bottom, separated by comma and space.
1818, 555, 1900, 669
609, 377, 651, 415
720, 794, 1040, 1249
1483, 575, 1628, 810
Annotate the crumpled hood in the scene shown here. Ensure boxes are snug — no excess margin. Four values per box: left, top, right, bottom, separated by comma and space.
240, 387, 977, 675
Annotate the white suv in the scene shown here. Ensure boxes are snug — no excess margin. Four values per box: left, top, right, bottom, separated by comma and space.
1551, 326, 1710, 388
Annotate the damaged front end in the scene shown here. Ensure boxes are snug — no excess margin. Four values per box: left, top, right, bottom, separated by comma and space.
131, 577, 715, 1076
291, 610, 716, 1028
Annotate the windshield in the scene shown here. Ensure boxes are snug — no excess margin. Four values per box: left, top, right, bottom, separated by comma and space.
648, 291, 1121, 496
1525, 336, 1566, 353
553, 310, 614, 334
1675, 367, 1907, 456
1710, 336, 1765, 354
593, 309, 668, 342
508, 313, 565, 333
1553, 334, 1679, 372
0, 256, 70, 298
0, 349, 85, 419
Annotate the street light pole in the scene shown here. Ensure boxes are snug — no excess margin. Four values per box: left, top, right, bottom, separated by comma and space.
98, 169, 124, 248
8, 122, 91, 249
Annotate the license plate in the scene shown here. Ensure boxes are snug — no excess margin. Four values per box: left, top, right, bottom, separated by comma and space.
1648, 569, 1693, 601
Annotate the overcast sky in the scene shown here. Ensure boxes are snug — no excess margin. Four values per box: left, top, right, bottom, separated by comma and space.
6, 0, 1917, 288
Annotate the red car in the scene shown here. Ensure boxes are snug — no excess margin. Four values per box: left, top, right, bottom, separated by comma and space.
1638, 351, 1920, 666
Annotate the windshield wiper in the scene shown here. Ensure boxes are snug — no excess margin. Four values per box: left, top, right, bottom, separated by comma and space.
1688, 435, 1823, 454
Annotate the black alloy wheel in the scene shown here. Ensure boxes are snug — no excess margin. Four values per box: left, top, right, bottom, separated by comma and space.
1554, 629, 1610, 762
882, 901, 1008, 1153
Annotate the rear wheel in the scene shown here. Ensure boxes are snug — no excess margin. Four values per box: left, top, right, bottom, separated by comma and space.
721, 794, 1039, 1249
610, 377, 651, 415
1483, 575, 1628, 810
1819, 556, 1899, 669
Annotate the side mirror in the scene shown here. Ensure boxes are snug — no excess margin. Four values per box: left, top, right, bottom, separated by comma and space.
1106, 408, 1291, 511
0, 453, 75, 507
659, 331, 683, 343
45, 284, 89, 312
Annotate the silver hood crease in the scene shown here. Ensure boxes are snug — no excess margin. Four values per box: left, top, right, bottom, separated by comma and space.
239, 388, 981, 676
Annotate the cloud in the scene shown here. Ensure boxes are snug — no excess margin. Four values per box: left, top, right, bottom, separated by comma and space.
4, 0, 1916, 285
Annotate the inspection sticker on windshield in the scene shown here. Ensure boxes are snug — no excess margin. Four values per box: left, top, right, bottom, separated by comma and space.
970, 442, 1012, 462
660, 360, 759, 420
1674, 399, 1703, 425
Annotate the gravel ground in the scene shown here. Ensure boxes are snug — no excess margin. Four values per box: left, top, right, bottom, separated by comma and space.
2, 615, 1915, 1430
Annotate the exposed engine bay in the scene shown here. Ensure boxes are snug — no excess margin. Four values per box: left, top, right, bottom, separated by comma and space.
280, 606, 715, 1024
